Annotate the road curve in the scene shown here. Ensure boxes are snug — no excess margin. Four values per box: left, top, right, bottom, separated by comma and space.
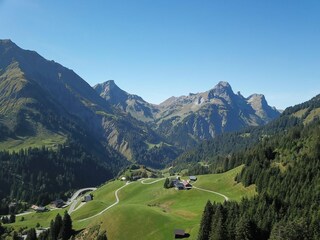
140, 178, 165, 185
192, 186, 229, 201
77, 182, 132, 222
69, 187, 97, 203
68, 187, 97, 214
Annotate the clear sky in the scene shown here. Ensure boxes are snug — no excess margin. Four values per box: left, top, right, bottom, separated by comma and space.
1, 0, 320, 109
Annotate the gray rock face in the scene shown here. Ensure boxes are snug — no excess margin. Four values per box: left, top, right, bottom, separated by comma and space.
95, 80, 280, 149
0, 39, 280, 166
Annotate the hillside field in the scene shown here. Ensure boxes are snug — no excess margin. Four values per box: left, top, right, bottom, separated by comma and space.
8, 166, 256, 239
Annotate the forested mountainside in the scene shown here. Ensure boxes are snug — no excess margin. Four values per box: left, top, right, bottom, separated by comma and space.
0, 139, 125, 214
197, 94, 320, 240
95, 80, 280, 149
174, 94, 320, 175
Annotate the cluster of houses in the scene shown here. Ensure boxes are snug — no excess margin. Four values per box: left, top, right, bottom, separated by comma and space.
173, 176, 197, 190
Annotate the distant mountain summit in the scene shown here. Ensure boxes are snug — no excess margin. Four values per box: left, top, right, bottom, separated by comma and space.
95, 80, 280, 149
94, 80, 159, 122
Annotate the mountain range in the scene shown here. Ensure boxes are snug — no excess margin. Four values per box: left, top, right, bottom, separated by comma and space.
94, 80, 280, 149
0, 39, 280, 168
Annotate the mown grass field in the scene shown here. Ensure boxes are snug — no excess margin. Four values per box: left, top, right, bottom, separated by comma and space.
74, 165, 256, 240
7, 166, 256, 239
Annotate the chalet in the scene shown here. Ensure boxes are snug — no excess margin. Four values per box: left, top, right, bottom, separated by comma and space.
51, 199, 64, 208
189, 176, 197, 181
174, 229, 185, 238
82, 194, 93, 202
31, 205, 47, 212
182, 180, 192, 189
36, 206, 47, 212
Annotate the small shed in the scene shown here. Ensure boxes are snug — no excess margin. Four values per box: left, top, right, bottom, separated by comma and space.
36, 206, 47, 212
174, 229, 185, 238
189, 176, 197, 181
83, 194, 93, 202
51, 199, 64, 208
121, 176, 126, 181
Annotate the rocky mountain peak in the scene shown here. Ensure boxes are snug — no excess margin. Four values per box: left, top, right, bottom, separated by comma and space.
208, 81, 234, 102
247, 94, 268, 108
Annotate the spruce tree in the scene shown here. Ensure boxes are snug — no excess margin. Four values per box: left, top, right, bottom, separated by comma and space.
50, 213, 62, 240
59, 211, 73, 240
163, 178, 169, 189
198, 200, 213, 240
235, 217, 253, 240
26, 228, 37, 240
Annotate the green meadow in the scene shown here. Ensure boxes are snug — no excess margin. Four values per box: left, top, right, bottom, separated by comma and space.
7, 165, 256, 239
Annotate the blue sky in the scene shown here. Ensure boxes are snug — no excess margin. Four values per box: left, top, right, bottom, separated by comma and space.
1, 0, 320, 109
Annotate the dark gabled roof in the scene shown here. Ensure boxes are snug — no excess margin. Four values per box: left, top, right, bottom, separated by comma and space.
174, 229, 185, 236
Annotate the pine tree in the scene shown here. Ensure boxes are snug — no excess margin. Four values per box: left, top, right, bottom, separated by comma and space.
198, 200, 214, 240
26, 228, 37, 240
235, 217, 253, 240
210, 205, 227, 240
58, 211, 73, 240
50, 214, 62, 240
163, 178, 170, 189
12, 231, 20, 240
9, 214, 15, 223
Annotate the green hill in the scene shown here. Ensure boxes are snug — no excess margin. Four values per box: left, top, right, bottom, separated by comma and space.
6, 166, 255, 240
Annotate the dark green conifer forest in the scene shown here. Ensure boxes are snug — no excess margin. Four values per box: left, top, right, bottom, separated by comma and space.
197, 96, 320, 240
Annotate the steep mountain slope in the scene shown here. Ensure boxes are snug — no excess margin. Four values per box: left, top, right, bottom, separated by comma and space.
0, 39, 178, 168
94, 80, 159, 122
95, 80, 280, 149
157, 81, 280, 148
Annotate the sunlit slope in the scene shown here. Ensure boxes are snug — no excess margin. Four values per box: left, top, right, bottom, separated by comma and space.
73, 165, 256, 240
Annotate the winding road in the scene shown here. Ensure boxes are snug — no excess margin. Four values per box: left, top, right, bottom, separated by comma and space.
78, 181, 132, 222
192, 186, 229, 201
75, 177, 229, 222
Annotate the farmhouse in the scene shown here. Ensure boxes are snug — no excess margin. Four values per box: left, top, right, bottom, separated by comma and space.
174, 229, 185, 238
175, 182, 185, 190
173, 179, 192, 190
83, 194, 93, 202
182, 180, 192, 189
31, 205, 47, 212
51, 199, 64, 208
36, 206, 47, 212
189, 176, 197, 181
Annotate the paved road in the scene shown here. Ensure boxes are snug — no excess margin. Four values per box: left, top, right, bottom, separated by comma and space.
68, 187, 97, 203
68, 187, 97, 214
78, 182, 132, 222
192, 186, 229, 201
140, 178, 165, 185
